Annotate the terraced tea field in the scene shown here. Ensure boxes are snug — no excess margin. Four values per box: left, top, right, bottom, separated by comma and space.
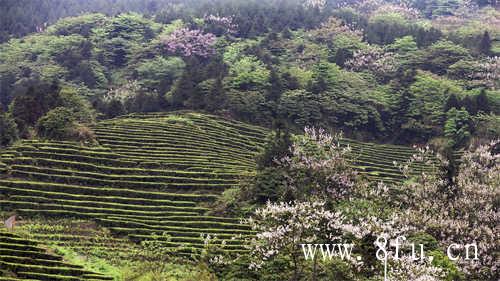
1, 111, 439, 278
1, 112, 266, 258
0, 230, 111, 280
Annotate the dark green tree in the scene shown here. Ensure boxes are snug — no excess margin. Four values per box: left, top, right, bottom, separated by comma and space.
8, 79, 61, 136
475, 89, 491, 114
444, 108, 471, 148
0, 111, 19, 147
266, 69, 284, 102
106, 100, 126, 118
461, 95, 478, 115
478, 31, 492, 56
256, 119, 292, 169
444, 94, 461, 111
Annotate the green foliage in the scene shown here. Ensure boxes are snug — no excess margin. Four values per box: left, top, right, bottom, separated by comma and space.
8, 79, 61, 136
429, 250, 465, 281
278, 89, 322, 127
407, 72, 464, 129
444, 108, 471, 147
225, 90, 267, 123
407, 233, 439, 251
35, 107, 76, 140
257, 126, 293, 168
389, 36, 418, 54
419, 40, 471, 75
0, 3, 496, 145
366, 12, 410, 45
0, 111, 19, 147
136, 56, 185, 93
58, 86, 96, 123
472, 113, 500, 142
225, 56, 270, 91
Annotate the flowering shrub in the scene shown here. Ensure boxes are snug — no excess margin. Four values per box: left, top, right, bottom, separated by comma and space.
162, 28, 216, 58
388, 256, 444, 281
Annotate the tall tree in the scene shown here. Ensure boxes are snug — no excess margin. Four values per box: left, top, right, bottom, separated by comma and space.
478, 31, 492, 56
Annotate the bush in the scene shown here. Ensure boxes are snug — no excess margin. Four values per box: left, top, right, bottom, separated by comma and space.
72, 125, 97, 145
36, 107, 76, 140
444, 108, 471, 148
0, 112, 19, 147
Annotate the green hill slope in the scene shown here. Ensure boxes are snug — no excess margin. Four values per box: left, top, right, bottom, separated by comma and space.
0, 230, 111, 280
1, 111, 438, 264
1, 112, 266, 256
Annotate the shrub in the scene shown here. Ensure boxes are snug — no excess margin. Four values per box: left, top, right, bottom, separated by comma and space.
36, 107, 76, 140
444, 108, 471, 148
0, 111, 19, 147
71, 124, 97, 145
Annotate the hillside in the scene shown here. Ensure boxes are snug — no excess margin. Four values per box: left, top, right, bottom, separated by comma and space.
0, 1, 498, 279
0, 113, 266, 256
0, 229, 111, 280
0, 111, 435, 268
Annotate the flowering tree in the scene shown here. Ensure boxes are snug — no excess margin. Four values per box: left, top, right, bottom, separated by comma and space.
398, 141, 500, 280
103, 80, 141, 103
303, 0, 327, 10
277, 127, 357, 202
162, 28, 216, 58
311, 17, 364, 44
345, 46, 399, 79
388, 256, 444, 281
473, 56, 500, 90
353, 0, 420, 19
204, 14, 237, 36
246, 201, 359, 279
245, 126, 458, 280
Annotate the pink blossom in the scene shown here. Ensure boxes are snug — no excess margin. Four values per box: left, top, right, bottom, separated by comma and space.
162, 28, 217, 58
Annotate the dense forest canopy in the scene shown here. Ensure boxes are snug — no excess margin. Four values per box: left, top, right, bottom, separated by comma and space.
0, 0, 498, 148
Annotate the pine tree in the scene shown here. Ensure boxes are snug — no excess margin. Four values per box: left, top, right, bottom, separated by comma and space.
267, 69, 284, 102
444, 94, 460, 111
461, 95, 478, 115
478, 31, 492, 56
475, 89, 491, 113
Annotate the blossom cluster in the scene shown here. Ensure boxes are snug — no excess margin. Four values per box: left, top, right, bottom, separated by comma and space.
473, 56, 499, 90
162, 28, 217, 58
388, 256, 444, 281
398, 141, 499, 279
312, 17, 364, 43
246, 200, 359, 270
345, 46, 399, 78
277, 127, 357, 200
303, 0, 327, 10
353, 0, 421, 19
102, 80, 141, 103
204, 14, 238, 35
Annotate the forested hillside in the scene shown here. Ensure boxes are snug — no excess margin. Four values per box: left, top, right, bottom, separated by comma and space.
0, 1, 498, 281
1, 0, 498, 149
